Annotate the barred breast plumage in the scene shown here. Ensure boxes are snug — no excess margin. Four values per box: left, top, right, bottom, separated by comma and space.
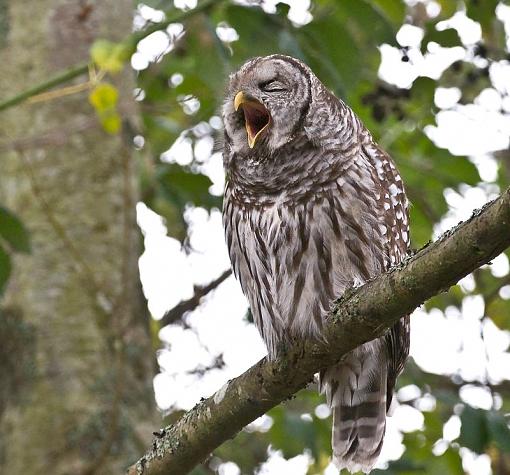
222, 55, 410, 473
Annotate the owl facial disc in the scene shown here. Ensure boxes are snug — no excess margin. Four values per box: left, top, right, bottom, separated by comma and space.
234, 91, 271, 148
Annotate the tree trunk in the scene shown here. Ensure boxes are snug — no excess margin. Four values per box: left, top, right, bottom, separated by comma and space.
0, 1, 158, 473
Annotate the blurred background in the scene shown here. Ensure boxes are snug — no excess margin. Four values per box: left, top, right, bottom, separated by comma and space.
1, 0, 510, 474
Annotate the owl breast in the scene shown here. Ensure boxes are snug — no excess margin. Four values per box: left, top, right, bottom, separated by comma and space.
223, 156, 387, 358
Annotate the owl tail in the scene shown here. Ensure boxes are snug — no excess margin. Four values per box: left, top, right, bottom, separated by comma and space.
319, 341, 388, 474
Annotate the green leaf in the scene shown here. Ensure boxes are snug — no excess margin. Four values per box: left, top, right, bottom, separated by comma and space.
0, 206, 31, 253
150, 163, 222, 240
149, 196, 187, 242
335, 0, 398, 46
438, 60, 492, 104
299, 0, 399, 97
0, 244, 12, 295
423, 26, 461, 50
408, 203, 433, 248
423, 407, 446, 441
486, 411, 510, 452
425, 284, 464, 312
487, 297, 510, 330
266, 392, 330, 461
368, 0, 406, 26
298, 15, 359, 96
465, 0, 499, 41
90, 39, 131, 73
212, 429, 269, 473
436, 0, 458, 18
99, 111, 122, 134
89, 83, 119, 111
410, 77, 436, 104
223, 5, 283, 62
89, 83, 121, 134
267, 408, 313, 458
459, 405, 489, 453
428, 447, 464, 475
157, 163, 221, 210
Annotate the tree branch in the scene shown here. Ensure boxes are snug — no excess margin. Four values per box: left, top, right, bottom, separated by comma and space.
127, 187, 510, 475
160, 269, 232, 328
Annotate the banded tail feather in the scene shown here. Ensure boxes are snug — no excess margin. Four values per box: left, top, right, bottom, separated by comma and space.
320, 340, 388, 474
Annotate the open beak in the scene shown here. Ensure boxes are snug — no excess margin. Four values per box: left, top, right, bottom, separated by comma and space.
234, 91, 271, 148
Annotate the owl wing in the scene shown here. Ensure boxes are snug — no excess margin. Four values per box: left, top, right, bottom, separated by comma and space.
363, 141, 411, 410
386, 316, 410, 408
323, 136, 411, 472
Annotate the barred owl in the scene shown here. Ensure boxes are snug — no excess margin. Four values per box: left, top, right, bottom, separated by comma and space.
222, 55, 410, 473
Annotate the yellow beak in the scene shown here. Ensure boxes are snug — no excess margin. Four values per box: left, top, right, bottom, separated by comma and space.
234, 91, 245, 112
234, 91, 271, 149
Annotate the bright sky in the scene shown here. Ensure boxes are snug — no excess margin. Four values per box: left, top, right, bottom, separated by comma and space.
134, 1, 510, 474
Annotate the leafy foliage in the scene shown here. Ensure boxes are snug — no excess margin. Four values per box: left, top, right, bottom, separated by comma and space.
91, 39, 132, 73
0, 206, 30, 294
89, 82, 122, 134
0, 246, 12, 295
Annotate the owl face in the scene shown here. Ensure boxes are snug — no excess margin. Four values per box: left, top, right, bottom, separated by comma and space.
223, 55, 312, 155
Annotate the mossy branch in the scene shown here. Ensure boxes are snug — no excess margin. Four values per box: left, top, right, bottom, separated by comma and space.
126, 188, 510, 475
0, 0, 219, 113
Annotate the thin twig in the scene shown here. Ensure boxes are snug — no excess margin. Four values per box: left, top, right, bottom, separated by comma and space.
160, 269, 232, 327
0, 64, 89, 112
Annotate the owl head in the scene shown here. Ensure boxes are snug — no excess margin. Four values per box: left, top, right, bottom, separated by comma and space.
223, 55, 321, 155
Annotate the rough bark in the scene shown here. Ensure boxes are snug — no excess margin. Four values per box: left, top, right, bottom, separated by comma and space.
0, 1, 157, 474
128, 187, 510, 475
